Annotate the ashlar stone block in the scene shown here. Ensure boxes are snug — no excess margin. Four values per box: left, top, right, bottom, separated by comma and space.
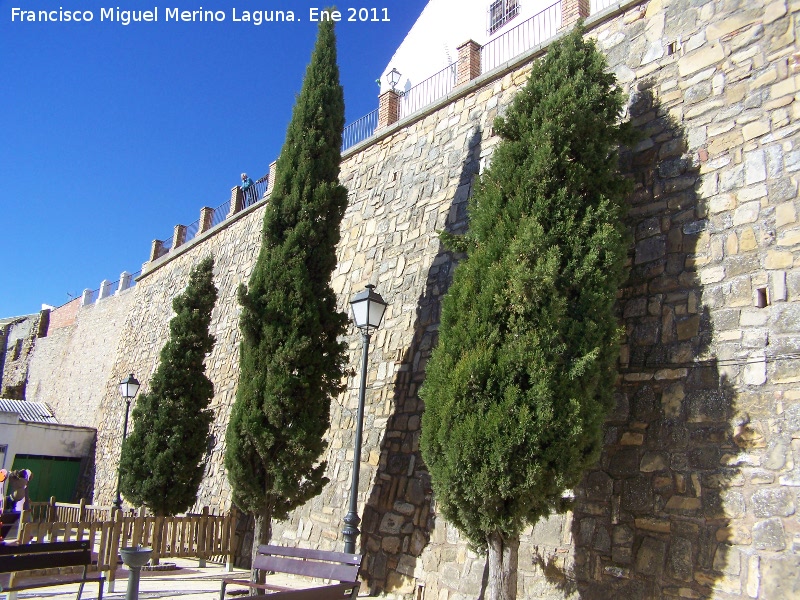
753, 517, 786, 551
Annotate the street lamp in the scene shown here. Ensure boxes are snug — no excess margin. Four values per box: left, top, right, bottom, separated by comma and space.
386, 67, 401, 92
114, 373, 140, 510
342, 285, 388, 554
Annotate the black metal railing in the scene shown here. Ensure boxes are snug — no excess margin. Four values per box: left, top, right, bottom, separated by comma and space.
482, 1, 561, 73
212, 200, 231, 228
342, 109, 379, 151
338, 0, 611, 148
155, 170, 270, 254
243, 173, 270, 210
399, 62, 458, 120
592, 0, 618, 13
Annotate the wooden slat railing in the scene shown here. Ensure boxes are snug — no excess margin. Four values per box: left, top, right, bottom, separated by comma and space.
29, 498, 126, 523
17, 505, 238, 592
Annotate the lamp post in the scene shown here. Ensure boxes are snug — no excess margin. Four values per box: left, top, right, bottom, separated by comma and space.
342, 284, 388, 554
114, 373, 140, 510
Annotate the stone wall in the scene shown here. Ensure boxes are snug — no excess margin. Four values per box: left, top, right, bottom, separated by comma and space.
0, 312, 46, 399
27, 290, 136, 429
20, 0, 800, 598
413, 0, 800, 599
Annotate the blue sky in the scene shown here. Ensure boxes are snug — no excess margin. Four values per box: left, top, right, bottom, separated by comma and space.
0, 0, 428, 317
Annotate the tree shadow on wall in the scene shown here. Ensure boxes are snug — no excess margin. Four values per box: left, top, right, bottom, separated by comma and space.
359, 127, 484, 596
533, 85, 745, 599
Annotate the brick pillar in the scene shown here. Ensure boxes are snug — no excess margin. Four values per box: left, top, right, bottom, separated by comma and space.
377, 90, 401, 129
266, 160, 278, 196
200, 207, 214, 233
172, 224, 187, 249
80, 289, 93, 307
456, 40, 482, 86
150, 239, 164, 262
228, 186, 244, 217
560, 0, 590, 30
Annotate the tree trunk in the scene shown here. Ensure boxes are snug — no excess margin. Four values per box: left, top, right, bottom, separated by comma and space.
249, 509, 272, 595
487, 531, 519, 600
150, 514, 163, 566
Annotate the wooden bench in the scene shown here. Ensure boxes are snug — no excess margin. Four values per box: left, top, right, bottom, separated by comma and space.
0, 540, 104, 599
220, 544, 361, 599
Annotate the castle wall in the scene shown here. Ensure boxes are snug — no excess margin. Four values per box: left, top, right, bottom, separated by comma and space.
26, 290, 136, 429
20, 0, 800, 598
0, 312, 46, 399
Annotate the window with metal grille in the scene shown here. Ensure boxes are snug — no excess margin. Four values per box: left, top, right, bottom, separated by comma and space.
488, 0, 520, 34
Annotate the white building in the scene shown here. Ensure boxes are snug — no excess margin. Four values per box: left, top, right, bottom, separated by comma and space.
380, 0, 564, 93
0, 399, 95, 502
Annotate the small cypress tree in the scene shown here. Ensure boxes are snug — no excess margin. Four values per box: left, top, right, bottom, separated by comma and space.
224, 13, 348, 564
419, 25, 636, 600
119, 256, 218, 516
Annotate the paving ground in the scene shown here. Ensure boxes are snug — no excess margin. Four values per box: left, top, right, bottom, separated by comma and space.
0, 557, 303, 600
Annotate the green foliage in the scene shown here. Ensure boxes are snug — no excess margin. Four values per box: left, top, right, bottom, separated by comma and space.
420, 25, 636, 547
119, 256, 218, 516
224, 16, 349, 521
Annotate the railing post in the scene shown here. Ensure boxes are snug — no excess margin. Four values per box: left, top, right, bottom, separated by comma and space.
48, 496, 57, 522
197, 506, 209, 568
17, 511, 31, 544
108, 516, 123, 593
560, 0, 589, 30
172, 224, 187, 250
199, 206, 214, 233
228, 186, 244, 218
266, 160, 278, 196
80, 289, 93, 307
150, 239, 164, 262
97, 279, 112, 301
456, 40, 482, 86
377, 89, 401, 129
118, 271, 132, 294
79, 498, 87, 521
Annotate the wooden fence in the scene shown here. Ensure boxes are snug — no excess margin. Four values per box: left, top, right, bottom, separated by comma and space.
15, 504, 238, 592
29, 498, 123, 523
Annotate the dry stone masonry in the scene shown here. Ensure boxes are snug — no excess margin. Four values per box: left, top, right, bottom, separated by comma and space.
20, 0, 800, 597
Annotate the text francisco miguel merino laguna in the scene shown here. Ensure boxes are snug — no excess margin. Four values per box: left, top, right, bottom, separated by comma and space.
11, 6, 392, 24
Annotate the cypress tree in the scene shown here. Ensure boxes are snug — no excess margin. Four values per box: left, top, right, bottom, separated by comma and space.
419, 25, 636, 600
119, 256, 218, 516
224, 14, 349, 563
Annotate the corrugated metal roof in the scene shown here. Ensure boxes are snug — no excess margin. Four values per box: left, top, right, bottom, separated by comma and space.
0, 399, 58, 424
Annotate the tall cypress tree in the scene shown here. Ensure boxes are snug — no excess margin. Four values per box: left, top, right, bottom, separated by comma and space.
119, 256, 217, 516
419, 26, 636, 600
224, 14, 348, 562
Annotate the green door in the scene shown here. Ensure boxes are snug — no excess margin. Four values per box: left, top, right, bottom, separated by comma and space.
10, 455, 82, 503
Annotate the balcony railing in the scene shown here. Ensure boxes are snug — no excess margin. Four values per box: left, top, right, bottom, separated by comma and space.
342, 109, 379, 151
482, 1, 561, 73
341, 0, 604, 152
154, 170, 270, 256
400, 62, 458, 120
